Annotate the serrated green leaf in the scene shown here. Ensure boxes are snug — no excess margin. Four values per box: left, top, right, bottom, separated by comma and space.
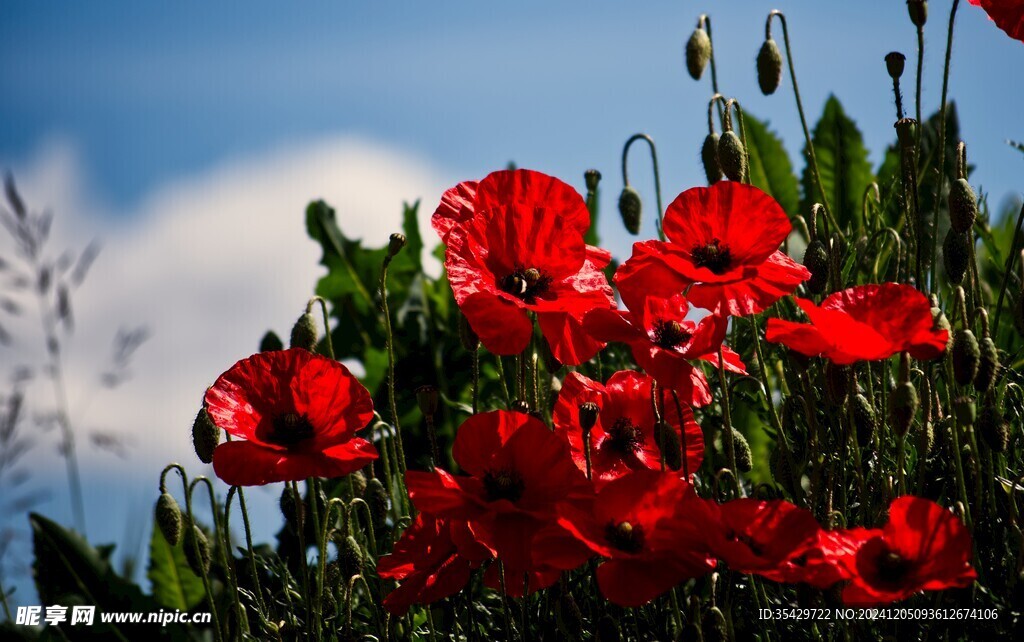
744, 113, 800, 217
147, 516, 204, 611
801, 95, 875, 231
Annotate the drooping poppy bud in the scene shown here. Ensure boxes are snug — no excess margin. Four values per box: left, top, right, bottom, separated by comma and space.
824, 363, 851, 407
685, 26, 712, 80
731, 428, 752, 473
803, 238, 829, 294
948, 178, 978, 234
654, 421, 683, 471
184, 524, 211, 576
757, 38, 783, 95
974, 335, 998, 393
191, 408, 220, 464
618, 186, 642, 235
702, 606, 728, 642
942, 229, 970, 285
555, 587, 584, 639
280, 484, 302, 530
155, 492, 183, 546
888, 354, 918, 436
259, 330, 284, 352
717, 130, 747, 183
365, 477, 389, 531
289, 312, 318, 351
340, 534, 364, 578
701, 133, 723, 185
852, 393, 876, 448
954, 395, 976, 426
951, 328, 980, 386
930, 297, 952, 354
978, 399, 1008, 452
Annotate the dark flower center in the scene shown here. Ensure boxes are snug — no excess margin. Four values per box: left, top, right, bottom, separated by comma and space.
876, 550, 913, 585
726, 529, 765, 557
691, 238, 733, 274
499, 266, 552, 304
604, 417, 644, 454
483, 468, 525, 503
652, 319, 692, 349
263, 412, 315, 447
605, 521, 645, 553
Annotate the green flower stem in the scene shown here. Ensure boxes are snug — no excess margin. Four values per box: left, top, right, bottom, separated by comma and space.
379, 256, 409, 482
915, 23, 924, 152
307, 296, 335, 360
699, 15, 723, 121
193, 477, 240, 636
234, 486, 267, 615
716, 346, 742, 496
929, 0, 962, 294
622, 133, 665, 240
767, 10, 843, 241
307, 477, 325, 642
288, 480, 315, 640
173, 470, 223, 642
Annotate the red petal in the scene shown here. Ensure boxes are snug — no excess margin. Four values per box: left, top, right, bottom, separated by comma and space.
211, 439, 375, 486
431, 180, 478, 243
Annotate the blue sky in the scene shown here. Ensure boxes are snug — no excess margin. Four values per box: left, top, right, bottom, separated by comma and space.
1, 0, 1022, 602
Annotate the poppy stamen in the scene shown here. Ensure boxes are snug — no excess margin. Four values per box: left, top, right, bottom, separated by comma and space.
483, 468, 526, 503
499, 266, 552, 304
604, 417, 645, 454
652, 319, 692, 349
605, 520, 645, 553
876, 549, 913, 585
691, 238, 733, 274
264, 412, 315, 447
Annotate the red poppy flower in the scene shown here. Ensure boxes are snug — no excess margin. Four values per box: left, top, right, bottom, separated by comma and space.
543, 470, 716, 607
552, 370, 704, 484
836, 497, 976, 606
583, 293, 746, 406
765, 283, 949, 365
614, 182, 808, 316
405, 410, 593, 571
703, 499, 850, 588
378, 515, 490, 615
432, 169, 615, 365
968, 0, 1024, 42
204, 348, 377, 486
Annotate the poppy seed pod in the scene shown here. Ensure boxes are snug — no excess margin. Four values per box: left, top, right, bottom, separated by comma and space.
978, 400, 1008, 452
885, 51, 906, 80
184, 525, 211, 576
701, 133, 723, 184
974, 336, 998, 393
654, 421, 683, 471
365, 477, 389, 530
757, 38, 783, 95
717, 130, 747, 182
803, 238, 830, 294
951, 329, 980, 387
584, 168, 602, 193
685, 27, 712, 80
415, 385, 439, 417
289, 312, 318, 351
942, 229, 970, 285
618, 186, 642, 235
155, 492, 183, 546
731, 428, 752, 473
907, 0, 928, 27
191, 408, 220, 464
578, 401, 600, 432
948, 178, 978, 233
387, 232, 407, 258
852, 393, 876, 448
895, 118, 918, 150
888, 381, 919, 436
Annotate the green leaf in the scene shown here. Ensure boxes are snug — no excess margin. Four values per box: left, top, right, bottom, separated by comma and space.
801, 95, 875, 231
147, 516, 204, 611
744, 112, 800, 217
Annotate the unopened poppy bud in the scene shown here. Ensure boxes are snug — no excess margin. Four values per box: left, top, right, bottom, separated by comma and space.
458, 312, 479, 351
702, 606, 728, 642
654, 421, 683, 471
948, 178, 978, 233
685, 26, 711, 80
340, 534, 364, 577
824, 363, 851, 407
259, 330, 284, 352
974, 336, 998, 392
942, 229, 970, 285
415, 385, 439, 417
365, 478, 389, 530
346, 469, 368, 500
757, 39, 783, 95
618, 186, 642, 235
387, 232, 407, 258
895, 118, 918, 150
290, 312, 318, 351
888, 382, 919, 437
185, 525, 211, 576
731, 428, 752, 473
803, 239, 830, 294
155, 492, 183, 546
192, 408, 220, 464
930, 301, 952, 354
954, 395, 976, 425
907, 0, 928, 27
717, 130, 747, 183
280, 484, 302, 529
917, 417, 935, 458
885, 51, 906, 80
978, 400, 1008, 452
951, 328, 980, 386
595, 614, 621, 642
584, 168, 602, 193
701, 133, 723, 185
852, 393, 876, 448
578, 402, 600, 432
555, 588, 583, 638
